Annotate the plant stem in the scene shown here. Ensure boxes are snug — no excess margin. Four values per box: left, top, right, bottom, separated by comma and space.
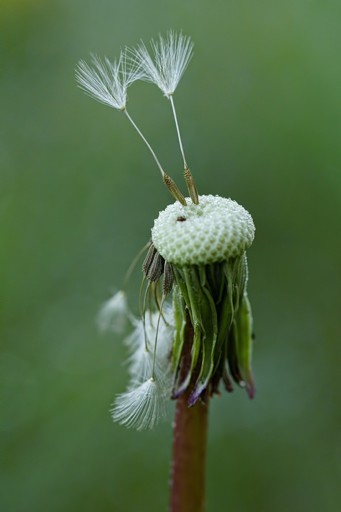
169, 322, 209, 512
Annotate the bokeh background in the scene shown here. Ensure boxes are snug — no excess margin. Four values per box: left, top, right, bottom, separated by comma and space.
1, 1, 340, 511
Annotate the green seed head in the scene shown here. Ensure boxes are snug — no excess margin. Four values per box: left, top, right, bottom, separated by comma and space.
151, 194, 255, 266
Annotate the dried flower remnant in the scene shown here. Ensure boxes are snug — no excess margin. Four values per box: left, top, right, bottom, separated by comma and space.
76, 31, 256, 431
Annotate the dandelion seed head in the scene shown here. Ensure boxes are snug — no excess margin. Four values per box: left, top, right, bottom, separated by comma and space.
132, 31, 194, 97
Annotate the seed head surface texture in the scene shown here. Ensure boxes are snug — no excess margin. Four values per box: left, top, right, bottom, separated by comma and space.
151, 195, 255, 266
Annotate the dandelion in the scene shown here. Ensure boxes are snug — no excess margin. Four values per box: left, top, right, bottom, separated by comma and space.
76, 31, 257, 510
77, 29, 256, 423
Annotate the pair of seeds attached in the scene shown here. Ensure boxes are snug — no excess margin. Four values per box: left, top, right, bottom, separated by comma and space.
76, 31, 198, 205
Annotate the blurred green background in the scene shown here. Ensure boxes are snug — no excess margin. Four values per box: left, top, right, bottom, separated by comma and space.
1, 0, 340, 511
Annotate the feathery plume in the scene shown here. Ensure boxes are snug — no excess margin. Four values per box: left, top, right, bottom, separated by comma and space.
97, 290, 128, 334
132, 31, 193, 97
125, 309, 174, 383
75, 51, 141, 110
111, 378, 168, 430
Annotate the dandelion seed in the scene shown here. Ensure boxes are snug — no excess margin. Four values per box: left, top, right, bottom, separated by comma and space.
97, 290, 128, 334
75, 51, 141, 110
133, 31, 194, 97
111, 378, 168, 430
131, 31, 198, 201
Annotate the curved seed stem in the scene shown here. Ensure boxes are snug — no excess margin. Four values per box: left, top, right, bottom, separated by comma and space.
124, 108, 186, 203
124, 108, 165, 176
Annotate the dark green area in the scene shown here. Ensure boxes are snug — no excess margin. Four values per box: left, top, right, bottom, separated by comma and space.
1, 1, 340, 511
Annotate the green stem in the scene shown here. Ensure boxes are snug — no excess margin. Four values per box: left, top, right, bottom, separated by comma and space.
169, 322, 209, 512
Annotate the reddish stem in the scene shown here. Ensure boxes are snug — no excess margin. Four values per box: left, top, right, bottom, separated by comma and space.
169, 322, 209, 512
